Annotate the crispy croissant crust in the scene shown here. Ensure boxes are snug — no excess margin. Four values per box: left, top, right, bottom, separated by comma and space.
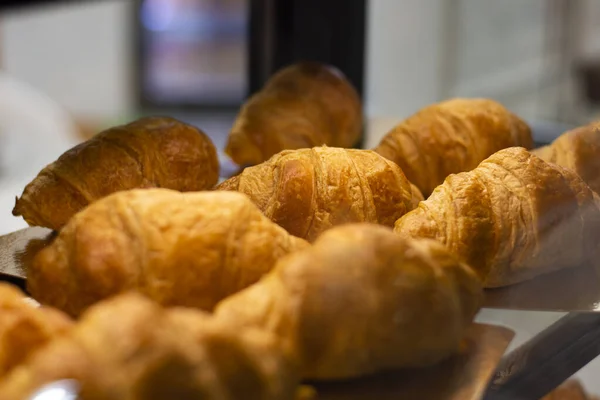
533, 122, 600, 194
215, 224, 482, 380
29, 189, 309, 317
0, 283, 72, 378
225, 62, 362, 166
13, 116, 219, 231
409, 183, 425, 208
541, 380, 590, 400
375, 98, 533, 196
217, 147, 418, 242
394, 147, 600, 287
0, 293, 298, 400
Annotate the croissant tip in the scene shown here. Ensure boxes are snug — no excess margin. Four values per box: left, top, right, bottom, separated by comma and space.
12, 197, 21, 216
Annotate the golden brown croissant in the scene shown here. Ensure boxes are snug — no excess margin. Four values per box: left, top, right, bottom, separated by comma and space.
29, 189, 309, 317
217, 146, 418, 241
542, 380, 590, 400
0, 283, 72, 378
394, 147, 600, 287
533, 122, 600, 194
375, 98, 533, 196
225, 62, 362, 167
13, 116, 219, 231
215, 224, 482, 380
0, 293, 299, 400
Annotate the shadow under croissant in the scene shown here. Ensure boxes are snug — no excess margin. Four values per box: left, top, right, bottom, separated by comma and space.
304, 324, 514, 400
17, 232, 57, 269
483, 264, 600, 312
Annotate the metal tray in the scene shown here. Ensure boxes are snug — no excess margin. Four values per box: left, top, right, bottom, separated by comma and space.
0, 226, 52, 289
310, 324, 514, 400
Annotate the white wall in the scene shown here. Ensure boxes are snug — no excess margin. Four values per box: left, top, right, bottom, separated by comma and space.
363, 0, 553, 146
578, 0, 600, 58
0, 2, 135, 234
363, 0, 598, 147
364, 0, 446, 146
1, 0, 134, 120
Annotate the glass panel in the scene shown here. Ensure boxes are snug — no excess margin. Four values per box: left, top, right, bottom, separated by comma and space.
139, 0, 247, 106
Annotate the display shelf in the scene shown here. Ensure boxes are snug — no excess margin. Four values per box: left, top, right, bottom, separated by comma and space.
0, 225, 596, 399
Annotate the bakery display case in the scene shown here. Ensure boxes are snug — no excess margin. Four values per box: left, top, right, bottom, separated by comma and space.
1, 1, 600, 399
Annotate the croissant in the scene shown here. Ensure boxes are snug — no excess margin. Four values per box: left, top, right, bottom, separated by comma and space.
0, 293, 298, 400
533, 122, 600, 194
13, 116, 219, 231
542, 380, 591, 400
215, 224, 482, 380
375, 98, 533, 196
394, 147, 600, 287
29, 189, 309, 317
217, 146, 419, 241
225, 62, 362, 167
0, 283, 72, 378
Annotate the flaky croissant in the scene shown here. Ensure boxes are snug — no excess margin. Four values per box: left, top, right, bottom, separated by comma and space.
215, 224, 482, 380
0, 283, 72, 378
0, 293, 298, 400
533, 122, 600, 194
375, 98, 533, 196
29, 189, 309, 317
13, 116, 219, 231
217, 146, 419, 241
542, 380, 591, 400
225, 62, 362, 167
394, 147, 600, 287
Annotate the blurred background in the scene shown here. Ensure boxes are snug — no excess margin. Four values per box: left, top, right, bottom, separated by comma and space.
2, 0, 600, 395
3, 1, 600, 159
4, 1, 600, 149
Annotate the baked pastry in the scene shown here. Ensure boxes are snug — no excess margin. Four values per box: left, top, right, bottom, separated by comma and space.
409, 183, 425, 207
217, 146, 418, 241
29, 189, 309, 317
13, 116, 219, 231
394, 147, 600, 287
542, 380, 590, 400
533, 122, 600, 194
225, 62, 362, 167
375, 98, 533, 196
0, 293, 298, 400
216, 224, 482, 380
0, 283, 72, 378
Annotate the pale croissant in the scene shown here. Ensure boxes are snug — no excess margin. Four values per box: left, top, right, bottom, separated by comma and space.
216, 224, 482, 380
394, 147, 600, 287
29, 189, 309, 316
533, 122, 600, 194
217, 146, 420, 241
375, 98, 533, 196
0, 283, 72, 378
0, 293, 298, 400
